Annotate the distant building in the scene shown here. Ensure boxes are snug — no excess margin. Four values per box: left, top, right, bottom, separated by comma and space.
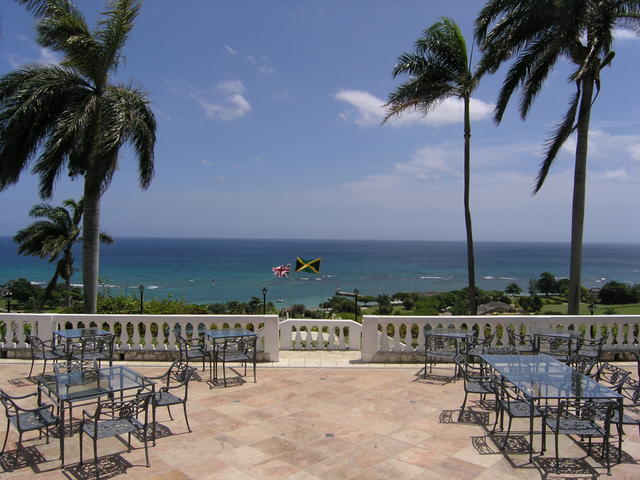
477, 301, 515, 315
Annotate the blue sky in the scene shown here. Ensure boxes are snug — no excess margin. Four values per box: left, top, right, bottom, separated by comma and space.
1, 0, 640, 243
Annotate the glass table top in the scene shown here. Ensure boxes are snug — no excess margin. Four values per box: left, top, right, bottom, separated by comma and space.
534, 328, 582, 339
54, 328, 111, 339
204, 328, 257, 340
37, 366, 153, 402
424, 328, 474, 338
480, 354, 621, 400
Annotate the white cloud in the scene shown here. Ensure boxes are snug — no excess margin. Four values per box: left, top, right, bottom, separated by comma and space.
258, 65, 275, 75
7, 47, 60, 68
224, 45, 237, 55
201, 160, 214, 166
593, 169, 629, 182
333, 89, 493, 127
614, 27, 639, 42
170, 80, 251, 121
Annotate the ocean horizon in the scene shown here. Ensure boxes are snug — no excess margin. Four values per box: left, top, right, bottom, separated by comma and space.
1, 236, 639, 308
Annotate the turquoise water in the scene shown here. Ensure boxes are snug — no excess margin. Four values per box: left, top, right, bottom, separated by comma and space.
1, 237, 639, 307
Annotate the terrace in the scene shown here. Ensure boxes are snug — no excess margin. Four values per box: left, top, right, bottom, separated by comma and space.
0, 313, 638, 479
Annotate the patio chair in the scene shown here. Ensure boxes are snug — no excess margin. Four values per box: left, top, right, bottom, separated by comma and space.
143, 361, 196, 445
596, 362, 630, 392
570, 355, 599, 379
542, 399, 616, 474
574, 334, 608, 362
468, 333, 495, 358
176, 334, 209, 371
454, 354, 495, 422
506, 329, 535, 354
27, 335, 66, 378
72, 334, 114, 368
536, 336, 571, 363
492, 379, 542, 450
425, 335, 460, 376
0, 389, 59, 471
212, 335, 257, 386
79, 392, 152, 479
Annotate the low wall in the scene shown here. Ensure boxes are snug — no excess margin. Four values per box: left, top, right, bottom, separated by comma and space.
361, 314, 640, 362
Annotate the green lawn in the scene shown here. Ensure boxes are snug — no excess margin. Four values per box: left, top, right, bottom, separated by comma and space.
540, 302, 640, 315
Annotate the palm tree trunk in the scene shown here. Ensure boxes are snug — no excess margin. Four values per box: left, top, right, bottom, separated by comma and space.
567, 73, 595, 315
82, 174, 101, 313
463, 95, 477, 315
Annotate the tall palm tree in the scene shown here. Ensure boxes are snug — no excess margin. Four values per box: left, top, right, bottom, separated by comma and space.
475, 0, 640, 314
385, 17, 479, 315
14, 198, 113, 307
0, 0, 156, 312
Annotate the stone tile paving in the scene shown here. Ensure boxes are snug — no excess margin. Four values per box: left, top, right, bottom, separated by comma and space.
0, 358, 637, 479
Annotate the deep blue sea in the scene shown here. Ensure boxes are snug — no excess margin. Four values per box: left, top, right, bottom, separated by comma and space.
1, 237, 639, 308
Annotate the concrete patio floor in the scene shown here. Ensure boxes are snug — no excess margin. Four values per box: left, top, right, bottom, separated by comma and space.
0, 355, 638, 480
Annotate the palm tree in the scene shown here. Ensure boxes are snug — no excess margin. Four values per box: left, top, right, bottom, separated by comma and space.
0, 0, 156, 313
475, 1, 640, 314
384, 17, 479, 315
14, 199, 113, 308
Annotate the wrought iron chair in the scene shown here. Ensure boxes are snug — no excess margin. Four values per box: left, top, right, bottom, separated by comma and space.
506, 329, 535, 354
80, 392, 152, 479
467, 333, 496, 358
143, 361, 196, 445
0, 389, 59, 471
454, 354, 495, 422
425, 335, 460, 377
596, 362, 630, 392
492, 379, 542, 450
542, 399, 616, 474
72, 334, 114, 368
536, 336, 571, 363
570, 355, 599, 379
27, 335, 66, 378
176, 334, 209, 371
212, 335, 257, 386
574, 334, 609, 362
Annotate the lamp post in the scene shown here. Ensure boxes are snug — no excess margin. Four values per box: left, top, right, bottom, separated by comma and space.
5, 291, 11, 313
138, 284, 144, 314
262, 287, 267, 315
588, 300, 596, 315
335, 288, 360, 322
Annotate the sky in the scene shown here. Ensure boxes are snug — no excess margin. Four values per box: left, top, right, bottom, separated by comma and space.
1, 0, 640, 243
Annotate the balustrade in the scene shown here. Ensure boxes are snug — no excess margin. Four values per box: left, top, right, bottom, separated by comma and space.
279, 319, 361, 351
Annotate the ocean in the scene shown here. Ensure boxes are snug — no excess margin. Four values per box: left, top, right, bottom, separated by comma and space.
1, 237, 639, 308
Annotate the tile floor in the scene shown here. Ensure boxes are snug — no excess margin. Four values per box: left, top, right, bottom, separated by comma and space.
0, 356, 638, 479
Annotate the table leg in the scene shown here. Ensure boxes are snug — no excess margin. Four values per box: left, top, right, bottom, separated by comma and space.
529, 401, 535, 463
59, 400, 65, 466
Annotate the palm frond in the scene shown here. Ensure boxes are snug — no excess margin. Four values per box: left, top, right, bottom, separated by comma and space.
96, 0, 141, 75
535, 86, 581, 193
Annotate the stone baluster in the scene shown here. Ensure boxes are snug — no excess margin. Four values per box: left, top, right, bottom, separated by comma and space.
327, 326, 336, 350
294, 327, 302, 350
143, 321, 153, 351
305, 325, 314, 350
336, 326, 344, 350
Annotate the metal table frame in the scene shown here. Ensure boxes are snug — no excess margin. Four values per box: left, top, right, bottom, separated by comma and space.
480, 354, 622, 464
37, 365, 154, 466
53, 328, 114, 366
204, 328, 257, 382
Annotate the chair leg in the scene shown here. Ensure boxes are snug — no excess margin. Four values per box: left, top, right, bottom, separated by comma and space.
94, 437, 100, 480
183, 403, 191, 433
143, 426, 150, 467
458, 392, 468, 422
167, 405, 173, 421
152, 403, 157, 447
79, 425, 84, 464
253, 359, 257, 383
1, 421, 10, 455
504, 416, 513, 450
28, 357, 36, 378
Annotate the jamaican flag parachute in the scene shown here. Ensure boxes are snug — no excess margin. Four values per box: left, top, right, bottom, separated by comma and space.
295, 257, 321, 274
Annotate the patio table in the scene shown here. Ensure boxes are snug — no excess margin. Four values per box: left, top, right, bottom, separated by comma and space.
54, 327, 114, 365
37, 365, 154, 466
204, 328, 257, 382
480, 354, 622, 463
533, 328, 581, 358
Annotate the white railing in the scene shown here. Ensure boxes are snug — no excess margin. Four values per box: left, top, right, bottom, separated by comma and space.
279, 319, 361, 351
0, 313, 280, 362
361, 315, 640, 362
2, 313, 638, 362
